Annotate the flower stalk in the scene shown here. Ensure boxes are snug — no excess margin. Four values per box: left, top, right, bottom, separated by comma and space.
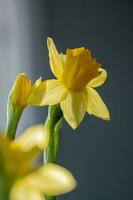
0, 172, 15, 200
44, 104, 63, 163
5, 95, 23, 139
44, 104, 63, 200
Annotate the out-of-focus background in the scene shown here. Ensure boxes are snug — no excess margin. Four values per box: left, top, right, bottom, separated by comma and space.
0, 0, 132, 199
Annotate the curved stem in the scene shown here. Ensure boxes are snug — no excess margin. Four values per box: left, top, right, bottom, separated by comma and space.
43, 104, 63, 200
44, 104, 63, 164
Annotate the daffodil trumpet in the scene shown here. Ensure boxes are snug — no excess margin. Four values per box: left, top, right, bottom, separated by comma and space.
0, 125, 76, 200
32, 37, 110, 129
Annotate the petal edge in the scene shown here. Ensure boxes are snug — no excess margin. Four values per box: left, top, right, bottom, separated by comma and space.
87, 68, 107, 88
83, 87, 110, 120
47, 37, 63, 79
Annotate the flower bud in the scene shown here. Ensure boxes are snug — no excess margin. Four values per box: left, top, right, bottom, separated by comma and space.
11, 73, 31, 108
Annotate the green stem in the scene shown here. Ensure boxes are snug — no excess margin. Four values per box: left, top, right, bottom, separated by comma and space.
45, 196, 56, 200
5, 95, 23, 139
0, 186, 9, 200
0, 173, 14, 200
44, 104, 63, 163
44, 104, 63, 200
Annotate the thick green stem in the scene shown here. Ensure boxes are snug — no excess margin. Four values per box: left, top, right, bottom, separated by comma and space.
44, 104, 63, 200
45, 196, 56, 200
5, 95, 23, 139
44, 104, 63, 163
0, 173, 14, 200
0, 185, 9, 200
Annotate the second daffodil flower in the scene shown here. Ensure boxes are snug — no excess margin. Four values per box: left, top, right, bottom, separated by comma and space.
31, 38, 110, 129
11, 73, 46, 108
0, 125, 76, 200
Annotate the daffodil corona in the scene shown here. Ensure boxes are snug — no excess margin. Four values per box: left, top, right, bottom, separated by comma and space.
30, 38, 110, 129
0, 126, 76, 200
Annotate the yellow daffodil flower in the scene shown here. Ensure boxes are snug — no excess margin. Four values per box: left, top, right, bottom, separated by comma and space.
29, 38, 110, 129
6, 74, 47, 139
11, 73, 46, 108
0, 126, 76, 200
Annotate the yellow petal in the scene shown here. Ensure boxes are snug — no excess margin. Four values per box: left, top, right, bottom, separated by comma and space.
87, 68, 107, 88
59, 53, 66, 65
36, 79, 67, 106
61, 92, 85, 129
83, 87, 110, 120
0, 134, 31, 175
15, 125, 50, 152
10, 163, 76, 198
32, 77, 42, 88
47, 37, 63, 79
11, 73, 31, 107
10, 185, 45, 200
27, 78, 46, 106
28, 79, 67, 106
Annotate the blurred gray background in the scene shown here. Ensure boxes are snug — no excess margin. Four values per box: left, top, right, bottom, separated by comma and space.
0, 0, 132, 199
